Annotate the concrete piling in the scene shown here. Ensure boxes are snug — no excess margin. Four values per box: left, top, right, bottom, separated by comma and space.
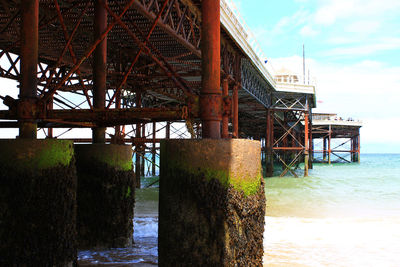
159, 139, 265, 266
0, 139, 77, 266
75, 144, 135, 248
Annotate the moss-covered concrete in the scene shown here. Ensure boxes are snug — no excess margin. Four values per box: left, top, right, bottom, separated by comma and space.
159, 139, 265, 266
0, 139, 74, 171
74, 144, 132, 171
0, 139, 77, 266
74, 144, 135, 248
160, 139, 262, 196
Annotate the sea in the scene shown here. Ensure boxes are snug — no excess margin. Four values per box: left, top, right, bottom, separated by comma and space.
78, 153, 400, 266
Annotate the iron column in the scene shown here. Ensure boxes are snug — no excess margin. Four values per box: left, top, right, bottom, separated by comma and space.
328, 124, 332, 164
201, 0, 222, 139
20, 0, 39, 139
304, 113, 309, 177
233, 84, 239, 138
357, 131, 361, 163
222, 78, 229, 138
135, 91, 142, 188
152, 122, 156, 176
265, 109, 274, 177
92, 0, 107, 143
308, 113, 313, 169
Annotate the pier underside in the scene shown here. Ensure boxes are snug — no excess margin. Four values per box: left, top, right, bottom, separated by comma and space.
0, 0, 357, 264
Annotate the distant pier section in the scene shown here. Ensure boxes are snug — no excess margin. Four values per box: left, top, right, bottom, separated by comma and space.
312, 113, 362, 163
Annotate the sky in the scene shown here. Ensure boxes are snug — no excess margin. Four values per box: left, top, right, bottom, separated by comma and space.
228, 0, 400, 153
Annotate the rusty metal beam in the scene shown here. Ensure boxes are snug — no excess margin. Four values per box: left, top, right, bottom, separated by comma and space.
92, 0, 108, 143
222, 78, 229, 138
19, 0, 39, 139
45, 107, 187, 127
304, 112, 309, 176
200, 0, 221, 139
133, 0, 201, 57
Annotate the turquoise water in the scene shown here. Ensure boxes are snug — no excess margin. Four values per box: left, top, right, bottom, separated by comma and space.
78, 154, 400, 266
264, 154, 400, 266
267, 154, 400, 218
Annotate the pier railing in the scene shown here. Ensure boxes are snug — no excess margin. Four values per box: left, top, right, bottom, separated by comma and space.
221, 0, 316, 97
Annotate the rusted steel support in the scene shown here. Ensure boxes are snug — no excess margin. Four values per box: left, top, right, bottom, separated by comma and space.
114, 84, 122, 143
2, 106, 187, 127
92, 0, 108, 144
357, 132, 361, 163
135, 92, 142, 188
233, 84, 239, 138
304, 113, 309, 177
273, 147, 304, 151
323, 137, 327, 162
47, 98, 53, 138
19, 0, 39, 139
265, 109, 274, 177
328, 125, 332, 164
40, 0, 137, 102
152, 122, 156, 176
103, 3, 194, 98
200, 0, 221, 139
132, 0, 201, 57
53, 0, 93, 109
141, 123, 146, 177
222, 78, 229, 138
309, 114, 313, 169
166, 121, 170, 139
107, 0, 170, 108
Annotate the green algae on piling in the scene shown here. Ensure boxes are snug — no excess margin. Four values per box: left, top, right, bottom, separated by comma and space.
0, 139, 74, 170
161, 139, 263, 196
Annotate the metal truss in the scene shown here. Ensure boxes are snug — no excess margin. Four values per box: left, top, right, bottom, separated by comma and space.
135, 0, 202, 56
241, 58, 271, 108
0, 0, 202, 131
271, 92, 309, 111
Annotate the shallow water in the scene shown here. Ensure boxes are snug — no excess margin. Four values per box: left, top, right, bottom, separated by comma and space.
264, 154, 400, 266
78, 154, 400, 266
78, 188, 159, 266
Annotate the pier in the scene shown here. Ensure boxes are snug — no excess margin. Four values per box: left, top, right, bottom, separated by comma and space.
312, 113, 362, 164
0, 0, 360, 265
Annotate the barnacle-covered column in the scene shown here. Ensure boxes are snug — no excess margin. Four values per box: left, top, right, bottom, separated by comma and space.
159, 139, 265, 266
0, 140, 77, 266
75, 144, 135, 248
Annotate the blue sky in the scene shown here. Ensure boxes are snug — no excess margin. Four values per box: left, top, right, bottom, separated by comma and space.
228, 0, 400, 153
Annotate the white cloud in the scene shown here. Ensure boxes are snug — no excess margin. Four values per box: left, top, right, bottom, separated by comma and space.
346, 20, 381, 34
270, 55, 400, 152
300, 25, 318, 37
272, 9, 311, 34
270, 55, 400, 117
322, 38, 400, 57
314, 0, 356, 25
361, 117, 400, 145
314, 0, 400, 25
